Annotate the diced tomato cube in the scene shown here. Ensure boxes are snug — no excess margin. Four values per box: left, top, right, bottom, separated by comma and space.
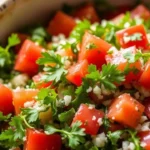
47, 11, 76, 37
13, 89, 38, 115
139, 60, 150, 89
106, 46, 142, 84
72, 104, 104, 135
14, 39, 43, 76
0, 84, 14, 115
32, 73, 53, 89
107, 93, 145, 128
24, 129, 62, 150
73, 4, 100, 23
78, 31, 111, 69
66, 59, 88, 86
131, 5, 150, 20
138, 131, 150, 150
116, 24, 149, 49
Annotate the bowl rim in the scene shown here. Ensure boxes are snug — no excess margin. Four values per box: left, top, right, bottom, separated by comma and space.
0, 0, 16, 14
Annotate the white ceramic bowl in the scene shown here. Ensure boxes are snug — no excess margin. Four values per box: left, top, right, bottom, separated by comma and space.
0, 0, 149, 42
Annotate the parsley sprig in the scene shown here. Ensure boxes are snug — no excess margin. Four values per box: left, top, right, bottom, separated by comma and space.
37, 51, 67, 83
0, 116, 25, 148
0, 112, 11, 122
70, 20, 91, 42
86, 64, 125, 90
107, 129, 143, 150
45, 121, 86, 149
21, 88, 58, 126
0, 34, 20, 68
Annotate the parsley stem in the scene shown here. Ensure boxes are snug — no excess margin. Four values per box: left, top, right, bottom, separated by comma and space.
20, 115, 34, 129
142, 53, 150, 57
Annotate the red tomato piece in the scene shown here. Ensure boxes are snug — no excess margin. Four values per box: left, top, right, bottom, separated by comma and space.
116, 24, 149, 49
14, 39, 43, 76
143, 97, 150, 119
139, 60, 150, 89
73, 4, 100, 23
138, 131, 150, 150
131, 5, 150, 20
72, 104, 104, 135
0, 84, 14, 115
66, 59, 88, 86
24, 129, 62, 150
13, 89, 38, 115
106, 46, 142, 84
32, 73, 53, 89
107, 93, 145, 128
78, 31, 111, 69
47, 11, 76, 37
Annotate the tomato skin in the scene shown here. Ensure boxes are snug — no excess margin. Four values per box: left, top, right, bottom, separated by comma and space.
0, 84, 14, 115
14, 39, 42, 76
66, 60, 88, 86
73, 4, 100, 23
72, 104, 104, 135
142, 98, 150, 119
106, 46, 142, 84
107, 93, 145, 128
131, 5, 150, 20
139, 60, 150, 89
79, 31, 111, 69
13, 89, 38, 115
47, 11, 76, 37
116, 24, 149, 49
138, 131, 150, 150
32, 73, 53, 89
24, 129, 62, 150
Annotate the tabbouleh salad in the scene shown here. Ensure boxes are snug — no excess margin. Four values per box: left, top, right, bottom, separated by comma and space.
1, 1, 150, 150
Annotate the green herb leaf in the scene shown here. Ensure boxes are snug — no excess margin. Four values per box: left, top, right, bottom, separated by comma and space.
36, 88, 57, 116
0, 34, 20, 68
45, 121, 86, 149
7, 34, 20, 50
0, 116, 25, 148
28, 26, 51, 46
21, 108, 39, 123
58, 108, 75, 123
126, 129, 144, 150
0, 112, 11, 122
70, 20, 91, 42
72, 78, 91, 109
9, 116, 25, 140
37, 51, 67, 83
86, 64, 125, 90
107, 130, 124, 147
37, 88, 50, 100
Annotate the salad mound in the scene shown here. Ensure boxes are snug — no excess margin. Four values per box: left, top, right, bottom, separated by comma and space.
1, 2, 150, 150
